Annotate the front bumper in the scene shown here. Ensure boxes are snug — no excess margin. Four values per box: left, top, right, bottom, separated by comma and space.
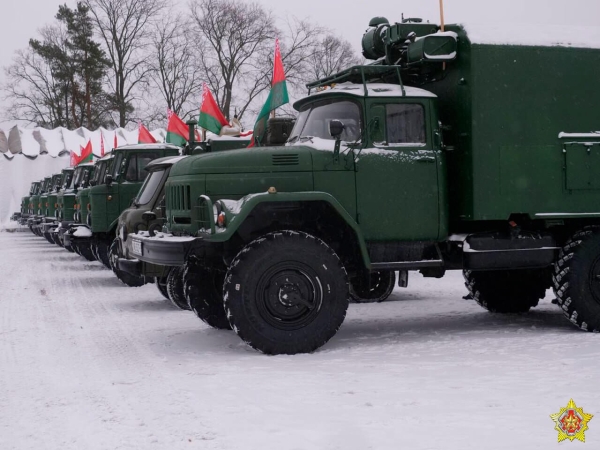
129, 234, 196, 266
63, 225, 93, 247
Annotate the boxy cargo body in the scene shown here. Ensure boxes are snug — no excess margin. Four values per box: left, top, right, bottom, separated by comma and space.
429, 25, 600, 224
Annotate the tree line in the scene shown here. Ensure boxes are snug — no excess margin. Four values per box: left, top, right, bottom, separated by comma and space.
2, 0, 361, 130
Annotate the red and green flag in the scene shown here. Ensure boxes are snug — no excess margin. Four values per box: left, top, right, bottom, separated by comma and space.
70, 140, 93, 166
113, 131, 118, 150
79, 140, 93, 163
249, 39, 289, 147
166, 109, 188, 146
198, 83, 229, 135
100, 132, 105, 157
139, 123, 157, 144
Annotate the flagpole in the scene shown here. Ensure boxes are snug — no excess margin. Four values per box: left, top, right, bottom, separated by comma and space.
439, 0, 446, 71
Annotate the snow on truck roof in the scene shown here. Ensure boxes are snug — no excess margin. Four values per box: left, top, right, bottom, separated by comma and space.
308, 82, 437, 99
462, 23, 600, 49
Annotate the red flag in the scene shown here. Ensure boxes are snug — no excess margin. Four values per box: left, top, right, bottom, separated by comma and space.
138, 123, 157, 144
198, 83, 229, 135
114, 131, 118, 149
166, 109, 188, 146
79, 140, 93, 163
70, 151, 79, 167
249, 39, 289, 147
100, 133, 105, 157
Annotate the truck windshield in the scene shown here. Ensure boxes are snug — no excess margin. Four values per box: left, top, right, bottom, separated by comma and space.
91, 162, 107, 185
72, 168, 85, 188
62, 172, 73, 190
112, 153, 124, 178
136, 169, 165, 206
288, 99, 362, 143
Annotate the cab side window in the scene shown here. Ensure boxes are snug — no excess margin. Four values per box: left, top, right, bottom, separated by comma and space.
386, 104, 426, 144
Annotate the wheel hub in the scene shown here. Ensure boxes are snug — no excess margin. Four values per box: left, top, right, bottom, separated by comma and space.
257, 264, 323, 331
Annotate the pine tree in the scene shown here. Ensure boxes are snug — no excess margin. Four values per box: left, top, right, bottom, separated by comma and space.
28, 2, 111, 129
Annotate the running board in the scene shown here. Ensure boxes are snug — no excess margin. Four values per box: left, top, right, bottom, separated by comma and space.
371, 260, 444, 270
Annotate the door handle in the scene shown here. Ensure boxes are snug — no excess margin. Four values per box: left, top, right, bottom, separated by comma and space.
414, 156, 436, 163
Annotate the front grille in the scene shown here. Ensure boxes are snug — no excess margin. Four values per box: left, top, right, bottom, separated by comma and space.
272, 154, 299, 166
168, 184, 192, 211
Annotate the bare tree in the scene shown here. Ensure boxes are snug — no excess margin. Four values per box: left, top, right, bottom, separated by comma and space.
149, 14, 203, 119
2, 47, 63, 127
85, 0, 165, 127
191, 0, 277, 121
310, 35, 362, 80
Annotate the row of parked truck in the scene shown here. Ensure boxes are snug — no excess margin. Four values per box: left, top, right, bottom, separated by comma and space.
12, 16, 600, 354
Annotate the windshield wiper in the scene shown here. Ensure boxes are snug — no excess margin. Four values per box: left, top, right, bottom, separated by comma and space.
287, 136, 299, 144
298, 136, 314, 143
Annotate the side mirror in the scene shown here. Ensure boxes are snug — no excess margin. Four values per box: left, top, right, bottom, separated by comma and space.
329, 120, 345, 140
105, 174, 113, 186
329, 120, 345, 163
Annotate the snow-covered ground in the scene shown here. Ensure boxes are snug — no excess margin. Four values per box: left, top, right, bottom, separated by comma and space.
0, 231, 597, 449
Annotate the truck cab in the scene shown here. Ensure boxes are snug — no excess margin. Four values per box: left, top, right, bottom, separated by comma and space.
70, 144, 180, 268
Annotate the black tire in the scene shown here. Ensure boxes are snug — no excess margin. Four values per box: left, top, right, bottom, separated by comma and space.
43, 232, 54, 244
464, 269, 548, 313
553, 228, 600, 332
350, 271, 396, 303
78, 242, 96, 261
155, 276, 170, 300
108, 238, 146, 287
166, 266, 189, 310
224, 230, 350, 355
93, 240, 111, 269
183, 259, 231, 330
52, 232, 64, 247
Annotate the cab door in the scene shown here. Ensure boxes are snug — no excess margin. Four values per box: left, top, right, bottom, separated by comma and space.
355, 99, 440, 242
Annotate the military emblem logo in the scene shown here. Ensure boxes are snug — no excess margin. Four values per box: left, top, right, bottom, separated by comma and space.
550, 399, 593, 442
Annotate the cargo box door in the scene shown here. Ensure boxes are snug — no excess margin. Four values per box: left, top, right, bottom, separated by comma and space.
564, 142, 600, 190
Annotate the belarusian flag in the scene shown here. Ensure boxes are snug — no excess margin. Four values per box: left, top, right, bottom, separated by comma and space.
166, 109, 188, 146
250, 39, 289, 147
79, 140, 93, 163
139, 123, 157, 144
100, 132, 105, 157
70, 151, 79, 167
113, 131, 118, 149
198, 83, 229, 135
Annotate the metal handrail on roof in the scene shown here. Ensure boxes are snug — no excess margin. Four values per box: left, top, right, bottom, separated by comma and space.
306, 65, 406, 97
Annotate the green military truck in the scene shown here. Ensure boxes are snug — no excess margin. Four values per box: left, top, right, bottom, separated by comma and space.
25, 181, 41, 229
111, 138, 253, 292
11, 182, 38, 225
66, 144, 180, 268
54, 164, 95, 251
129, 17, 600, 355
28, 177, 52, 236
64, 160, 107, 260
40, 170, 73, 244
112, 156, 188, 297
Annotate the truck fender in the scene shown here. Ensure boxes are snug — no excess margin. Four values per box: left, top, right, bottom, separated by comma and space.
212, 191, 372, 269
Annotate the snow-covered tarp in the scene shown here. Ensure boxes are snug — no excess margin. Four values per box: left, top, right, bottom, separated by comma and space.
0, 126, 166, 226
0, 125, 166, 158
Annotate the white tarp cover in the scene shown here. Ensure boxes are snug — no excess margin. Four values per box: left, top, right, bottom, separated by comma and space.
0, 126, 166, 225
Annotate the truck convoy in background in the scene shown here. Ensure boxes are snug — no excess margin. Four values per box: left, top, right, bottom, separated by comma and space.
122, 17, 600, 355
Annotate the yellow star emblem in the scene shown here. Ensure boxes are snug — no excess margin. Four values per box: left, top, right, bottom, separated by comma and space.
550, 399, 594, 442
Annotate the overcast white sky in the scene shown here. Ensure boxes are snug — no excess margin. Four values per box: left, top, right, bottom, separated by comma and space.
1, 0, 599, 126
